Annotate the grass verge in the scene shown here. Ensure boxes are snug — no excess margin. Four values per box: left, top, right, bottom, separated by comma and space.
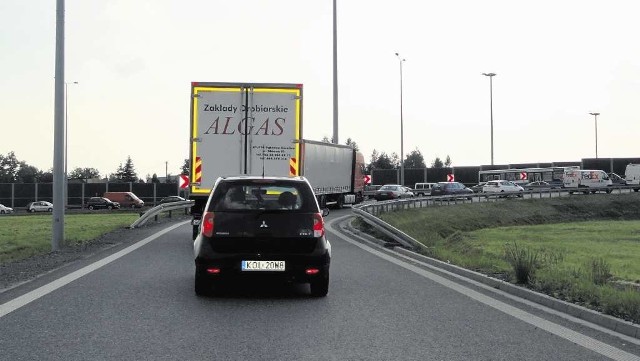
0, 213, 138, 264
358, 193, 640, 323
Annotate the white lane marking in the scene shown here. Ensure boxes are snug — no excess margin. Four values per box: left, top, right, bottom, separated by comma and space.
327, 216, 640, 361
0, 221, 189, 319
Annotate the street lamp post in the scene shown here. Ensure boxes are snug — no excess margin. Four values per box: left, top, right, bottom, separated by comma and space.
332, 0, 339, 144
395, 53, 406, 186
482, 73, 496, 165
65, 81, 78, 207
589, 112, 600, 158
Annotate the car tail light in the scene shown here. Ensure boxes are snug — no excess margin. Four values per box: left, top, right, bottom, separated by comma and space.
306, 268, 320, 275
202, 212, 214, 237
206, 267, 221, 274
313, 213, 324, 238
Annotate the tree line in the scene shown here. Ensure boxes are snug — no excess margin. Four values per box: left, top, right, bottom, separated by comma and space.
0, 151, 185, 184
1, 138, 448, 183
320, 137, 451, 173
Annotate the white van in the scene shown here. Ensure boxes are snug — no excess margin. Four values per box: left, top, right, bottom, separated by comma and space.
624, 164, 640, 191
413, 183, 435, 196
563, 170, 612, 193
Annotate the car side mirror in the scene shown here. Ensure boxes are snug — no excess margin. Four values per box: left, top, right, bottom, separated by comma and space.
322, 208, 330, 217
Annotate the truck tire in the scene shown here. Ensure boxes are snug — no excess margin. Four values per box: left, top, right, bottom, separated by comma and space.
192, 225, 199, 240
318, 195, 327, 209
310, 276, 329, 297
336, 196, 344, 209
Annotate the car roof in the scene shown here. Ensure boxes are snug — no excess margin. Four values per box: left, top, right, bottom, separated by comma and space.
220, 175, 309, 183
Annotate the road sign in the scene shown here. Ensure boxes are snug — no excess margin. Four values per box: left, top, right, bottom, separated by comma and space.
363, 175, 371, 185
520, 172, 527, 180
447, 174, 455, 182
179, 174, 189, 189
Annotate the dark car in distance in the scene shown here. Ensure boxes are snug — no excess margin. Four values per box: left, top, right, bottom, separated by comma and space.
86, 197, 120, 210
470, 182, 486, 193
523, 181, 553, 191
193, 176, 331, 297
160, 196, 186, 204
430, 182, 474, 198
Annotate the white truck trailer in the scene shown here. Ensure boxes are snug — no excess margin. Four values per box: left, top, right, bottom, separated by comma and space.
188, 82, 364, 239
298, 139, 365, 208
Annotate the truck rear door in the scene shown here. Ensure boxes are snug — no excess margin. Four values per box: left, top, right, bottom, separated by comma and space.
190, 83, 302, 196
245, 86, 302, 177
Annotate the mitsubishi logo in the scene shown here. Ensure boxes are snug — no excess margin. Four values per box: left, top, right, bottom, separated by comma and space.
260, 220, 269, 228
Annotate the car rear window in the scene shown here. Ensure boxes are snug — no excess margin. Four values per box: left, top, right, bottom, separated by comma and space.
207, 180, 318, 212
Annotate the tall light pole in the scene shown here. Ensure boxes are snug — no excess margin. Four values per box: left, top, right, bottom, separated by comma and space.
332, 0, 339, 144
64, 81, 78, 207
482, 72, 496, 165
589, 112, 600, 158
395, 53, 406, 186
53, 0, 65, 251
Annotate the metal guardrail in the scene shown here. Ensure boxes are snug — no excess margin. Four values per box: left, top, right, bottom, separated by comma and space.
351, 207, 424, 251
357, 184, 638, 216
130, 200, 194, 228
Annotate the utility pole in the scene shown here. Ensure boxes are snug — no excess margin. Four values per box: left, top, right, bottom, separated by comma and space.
395, 53, 406, 186
589, 112, 600, 158
482, 72, 497, 165
52, 0, 65, 251
332, 0, 339, 144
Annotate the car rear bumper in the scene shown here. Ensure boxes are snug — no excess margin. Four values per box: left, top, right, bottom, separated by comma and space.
195, 251, 330, 284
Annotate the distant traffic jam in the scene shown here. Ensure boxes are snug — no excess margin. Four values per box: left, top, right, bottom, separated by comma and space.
364, 164, 640, 200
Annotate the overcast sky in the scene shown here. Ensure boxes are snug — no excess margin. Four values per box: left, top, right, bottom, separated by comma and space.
1, 0, 639, 179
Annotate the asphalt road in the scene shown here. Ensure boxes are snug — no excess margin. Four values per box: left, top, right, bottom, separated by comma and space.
1, 209, 639, 360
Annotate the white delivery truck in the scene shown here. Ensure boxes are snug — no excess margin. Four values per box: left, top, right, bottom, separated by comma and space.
624, 164, 640, 192
563, 169, 612, 194
188, 82, 364, 239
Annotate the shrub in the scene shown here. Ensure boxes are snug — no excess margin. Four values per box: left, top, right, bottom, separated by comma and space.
600, 286, 640, 323
587, 257, 612, 285
504, 242, 540, 284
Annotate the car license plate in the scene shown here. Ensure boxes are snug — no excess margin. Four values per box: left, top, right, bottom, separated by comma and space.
241, 260, 286, 271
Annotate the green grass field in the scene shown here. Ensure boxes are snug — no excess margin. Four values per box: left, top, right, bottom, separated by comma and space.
0, 213, 138, 264
359, 193, 640, 322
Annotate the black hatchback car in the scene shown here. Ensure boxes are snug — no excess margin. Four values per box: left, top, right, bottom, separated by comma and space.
193, 176, 331, 297
86, 197, 120, 210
